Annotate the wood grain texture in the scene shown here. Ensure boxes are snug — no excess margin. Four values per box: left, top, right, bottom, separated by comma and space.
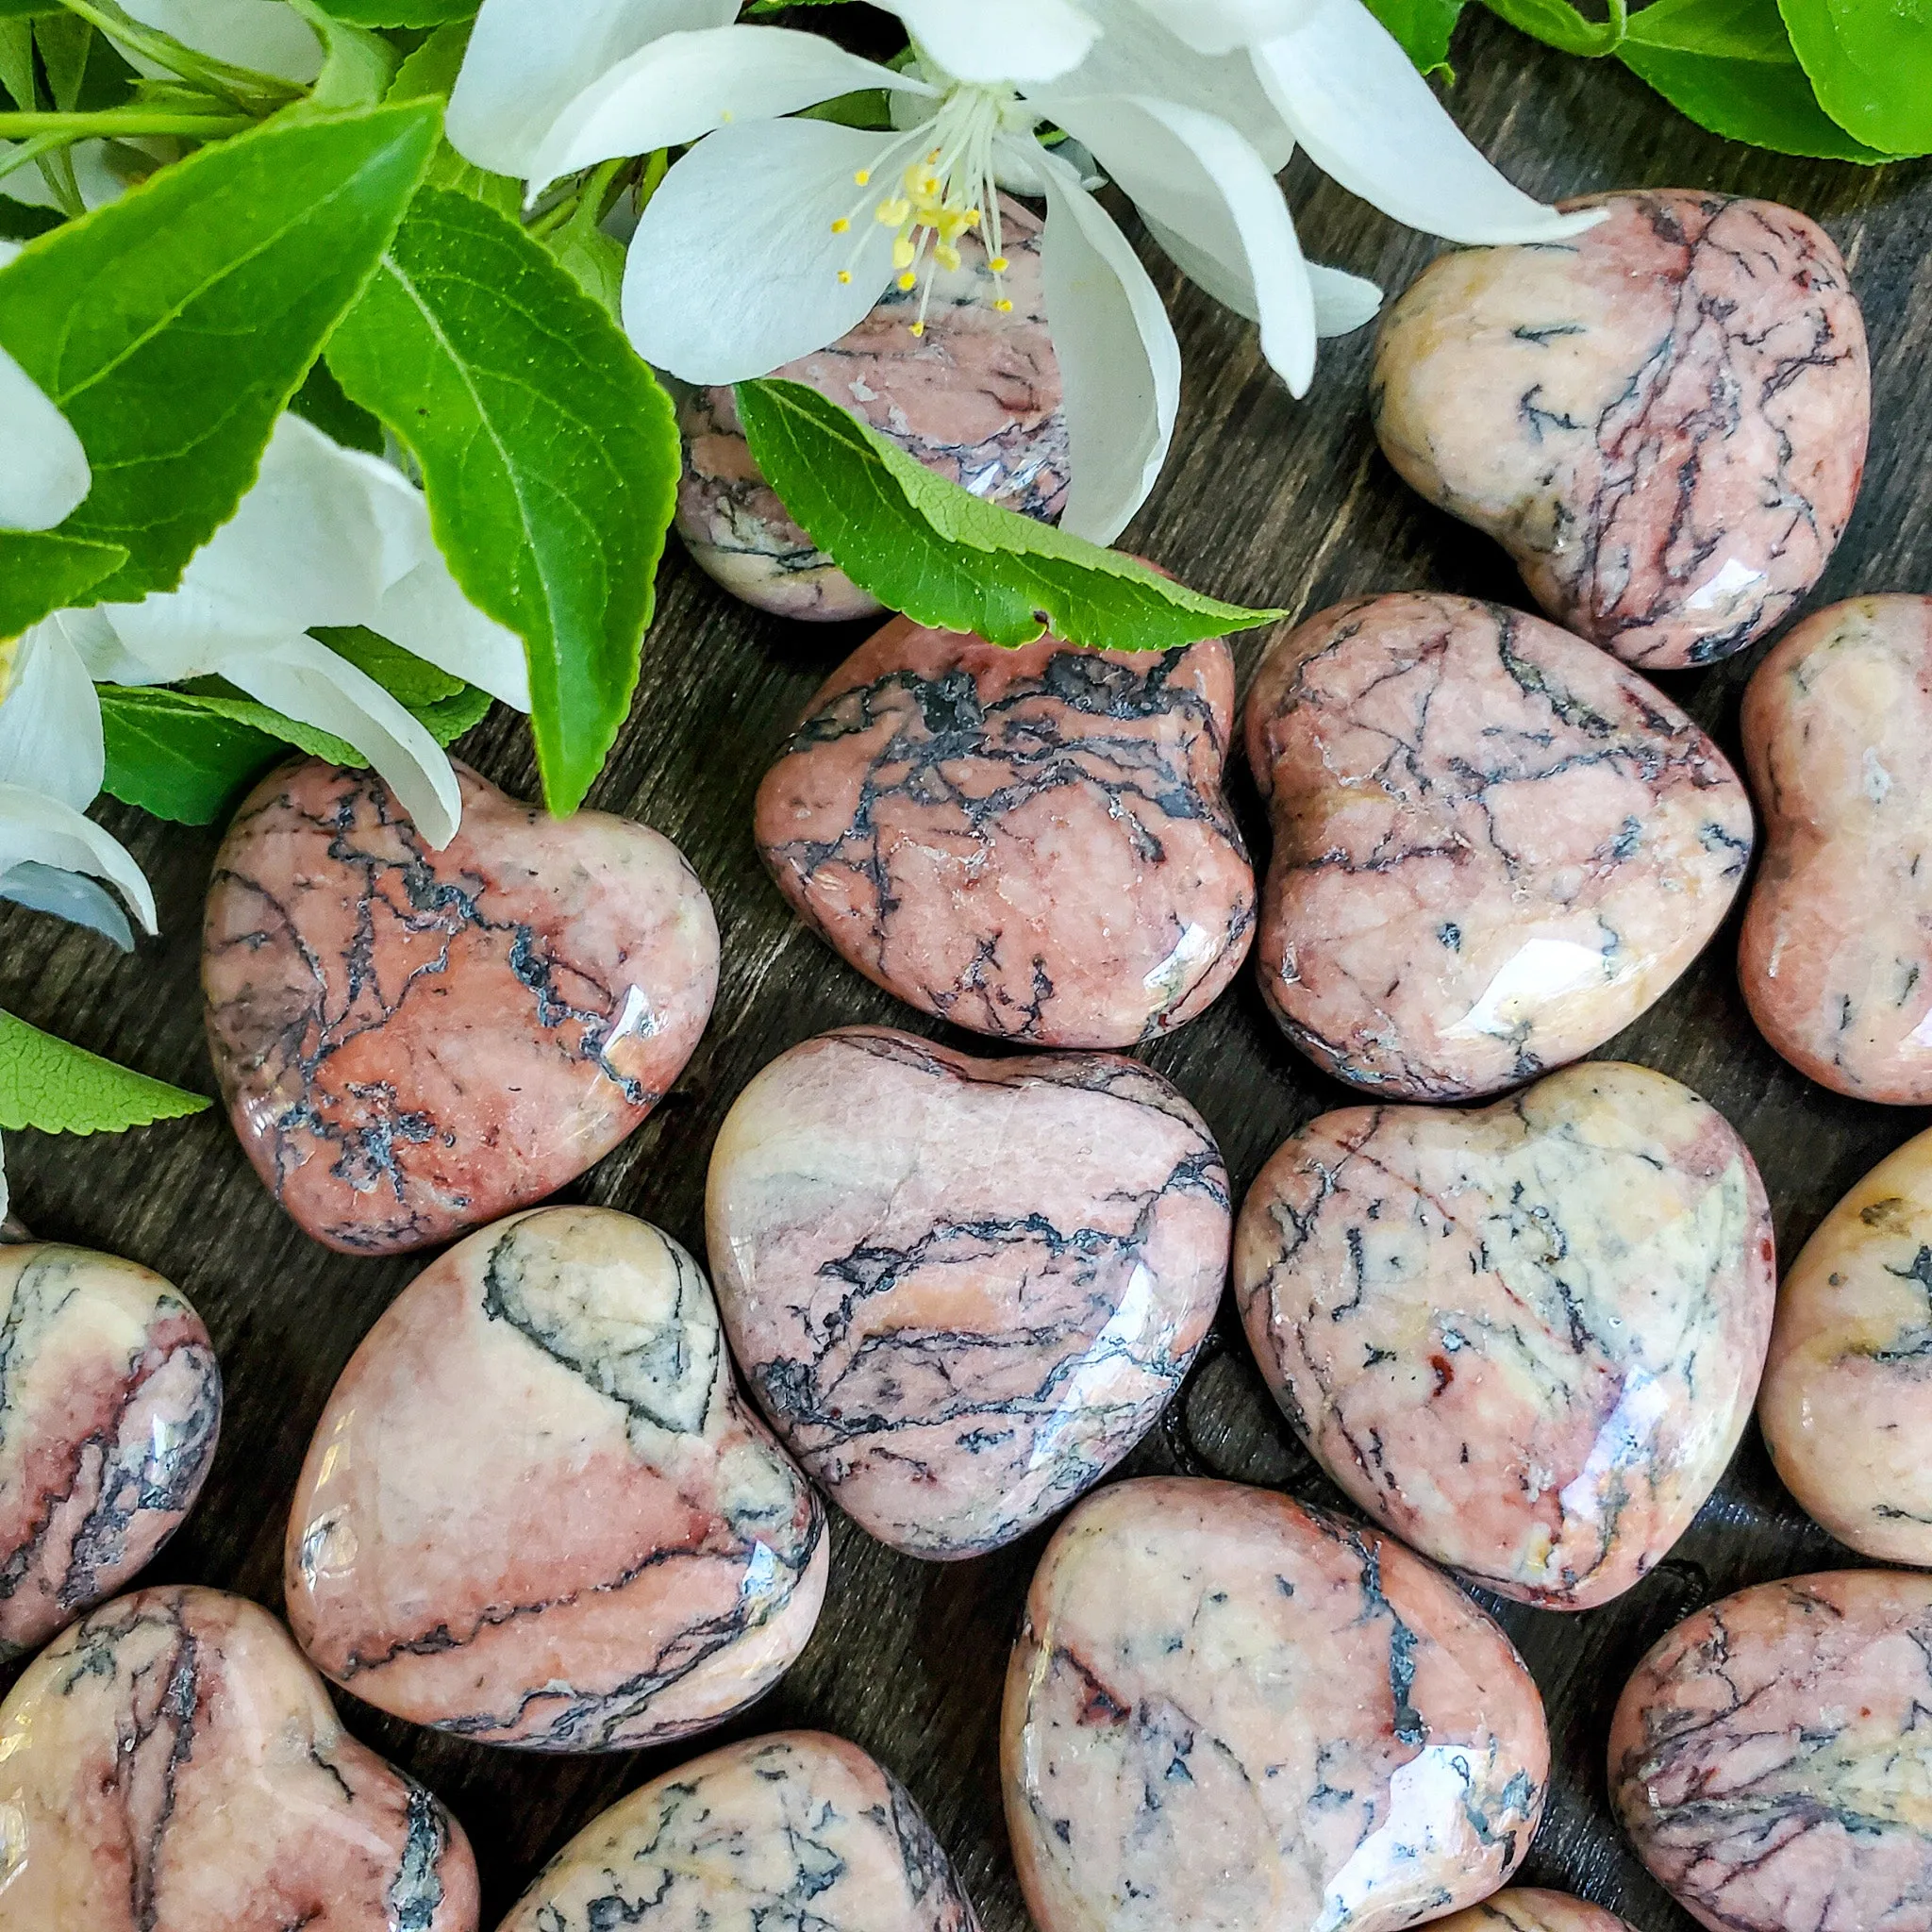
3, 19, 1929, 1928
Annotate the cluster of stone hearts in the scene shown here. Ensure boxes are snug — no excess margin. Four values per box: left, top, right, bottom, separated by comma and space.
4, 183, 1930, 1932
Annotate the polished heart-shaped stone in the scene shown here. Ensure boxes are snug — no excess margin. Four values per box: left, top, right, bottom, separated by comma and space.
497, 1731, 980, 1932
1002, 1478, 1548, 1932
0, 1585, 479, 1931
755, 617, 1254, 1048
0, 1243, 220, 1661
1740, 594, 1932, 1104
205, 758, 719, 1254
1245, 592, 1753, 1100
285, 1207, 827, 1752
1434, 1894, 1636, 1932
1373, 190, 1868, 670
1235, 1063, 1774, 1609
707, 1026, 1230, 1559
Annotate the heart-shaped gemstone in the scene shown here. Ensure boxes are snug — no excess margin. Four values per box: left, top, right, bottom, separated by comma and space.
1434, 1893, 1635, 1932
285, 1207, 828, 1752
1246, 592, 1754, 1100
756, 618, 1254, 1048
0, 1585, 479, 1931
204, 758, 719, 1254
0, 1243, 220, 1661
707, 1026, 1230, 1558
1740, 594, 1932, 1104
498, 1731, 980, 1931
1373, 190, 1868, 669
1003, 1478, 1548, 1932
1235, 1062, 1774, 1609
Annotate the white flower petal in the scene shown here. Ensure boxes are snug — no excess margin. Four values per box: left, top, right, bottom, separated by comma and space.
0, 344, 90, 534
624, 118, 902, 384
45, 607, 148, 687
1, 139, 125, 212
1307, 261, 1383, 335
117, 0, 323, 83
224, 639, 464, 850
0, 862, 135, 951
526, 26, 922, 196
0, 623, 105, 808
450, 0, 737, 177
0, 782, 157, 935
1032, 144, 1179, 547
888, 0, 1098, 82
1157, 215, 1383, 338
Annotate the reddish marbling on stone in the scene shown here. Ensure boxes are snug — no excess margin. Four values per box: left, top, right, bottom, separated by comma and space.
1740, 594, 1932, 1104
1432, 1893, 1635, 1932
286, 1207, 827, 1752
496, 1731, 980, 1932
1245, 593, 1754, 1099
0, 1585, 478, 1931
204, 758, 720, 1254
755, 617, 1254, 1048
707, 1027, 1230, 1559
677, 196, 1065, 621
1609, 1569, 1932, 1932
1758, 1124, 1932, 1564
1002, 1477, 1549, 1932
1237, 1063, 1774, 1609
1374, 190, 1869, 669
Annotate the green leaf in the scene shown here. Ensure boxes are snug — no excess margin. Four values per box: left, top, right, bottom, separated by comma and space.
736, 377, 1283, 653
321, 0, 476, 24
0, 1008, 209, 1136
285, 0, 397, 109
312, 624, 464, 706
326, 187, 680, 814
0, 2, 58, 18
0, 100, 439, 604
390, 20, 522, 215
1775, 0, 1932, 155
97, 683, 284, 823
544, 215, 625, 317
1363, 0, 1466, 72
172, 679, 363, 765
415, 680, 493, 744
289, 355, 385, 453
1481, 0, 1621, 55
0, 530, 126, 638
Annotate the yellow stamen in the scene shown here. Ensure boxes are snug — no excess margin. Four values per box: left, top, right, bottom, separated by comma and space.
854, 169, 872, 185
892, 235, 916, 270
989, 255, 1009, 273
935, 242, 961, 273
829, 216, 851, 234
874, 195, 910, 227
897, 270, 918, 290
838, 270, 853, 284
908, 321, 925, 337
994, 297, 1013, 313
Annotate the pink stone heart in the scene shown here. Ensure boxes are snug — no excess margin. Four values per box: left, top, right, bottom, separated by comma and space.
204, 758, 719, 1254
1435, 1893, 1637, 1932
0, 1585, 479, 1931
285, 1207, 828, 1751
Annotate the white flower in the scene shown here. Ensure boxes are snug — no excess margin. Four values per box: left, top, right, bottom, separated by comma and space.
448, 0, 1592, 545
0, 244, 90, 536
114, 0, 324, 84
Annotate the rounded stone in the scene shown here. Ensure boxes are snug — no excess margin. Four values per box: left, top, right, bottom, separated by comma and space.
284, 1207, 827, 1752
707, 1026, 1231, 1559
1431, 1892, 1635, 1932
497, 1730, 980, 1932
0, 1242, 220, 1662
755, 616, 1255, 1048
1244, 592, 1754, 1099
676, 196, 1066, 621
1740, 594, 1932, 1104
1758, 1124, 1932, 1563
1001, 1476, 1549, 1932
1373, 190, 1869, 670
1235, 1062, 1775, 1609
1609, 1568, 1932, 1932
204, 758, 720, 1254
0, 1584, 479, 1931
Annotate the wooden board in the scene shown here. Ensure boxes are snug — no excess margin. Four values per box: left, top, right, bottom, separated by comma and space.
5, 18, 1930, 1926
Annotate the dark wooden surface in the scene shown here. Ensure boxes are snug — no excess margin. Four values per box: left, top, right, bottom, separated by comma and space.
5, 19, 1930, 1928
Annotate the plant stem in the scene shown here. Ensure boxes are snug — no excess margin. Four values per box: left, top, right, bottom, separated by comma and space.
0, 108, 248, 138
53, 0, 302, 109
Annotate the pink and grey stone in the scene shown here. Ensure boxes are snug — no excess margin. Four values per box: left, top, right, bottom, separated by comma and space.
1244, 592, 1754, 1099
496, 1731, 980, 1932
1235, 1062, 1774, 1609
1001, 1477, 1549, 1932
0, 1585, 479, 1931
676, 197, 1066, 621
1609, 1568, 1932, 1932
756, 616, 1254, 1048
286, 1207, 827, 1751
1431, 1893, 1635, 1932
1758, 1124, 1932, 1565
1740, 594, 1932, 1104
204, 758, 720, 1254
706, 1026, 1230, 1560
1373, 190, 1869, 670
0, 1242, 220, 1661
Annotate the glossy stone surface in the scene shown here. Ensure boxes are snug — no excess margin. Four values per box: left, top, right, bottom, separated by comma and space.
497, 1731, 980, 1932
1758, 1124, 1932, 1564
286, 1207, 827, 1751
756, 617, 1254, 1048
707, 1026, 1230, 1559
0, 1585, 479, 1930
1245, 592, 1754, 1099
1610, 1569, 1932, 1932
1374, 190, 1869, 670
0, 1243, 220, 1661
1740, 594, 1932, 1104
205, 758, 719, 1254
1236, 1062, 1774, 1609
677, 197, 1065, 621
1433, 1893, 1634, 1932
1002, 1477, 1548, 1932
